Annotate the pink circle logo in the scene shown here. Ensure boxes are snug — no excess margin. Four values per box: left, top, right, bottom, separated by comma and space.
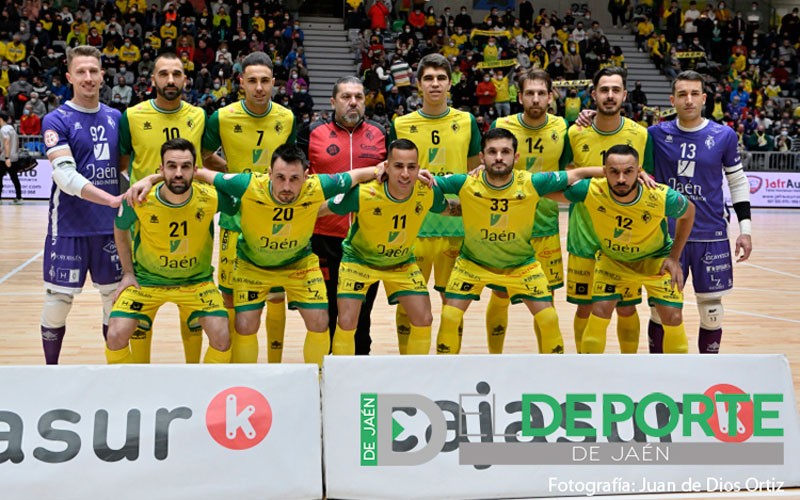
206, 387, 272, 450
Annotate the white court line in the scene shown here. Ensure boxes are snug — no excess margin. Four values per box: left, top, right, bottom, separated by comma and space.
737, 287, 800, 295
0, 251, 43, 286
740, 262, 800, 279
685, 300, 800, 325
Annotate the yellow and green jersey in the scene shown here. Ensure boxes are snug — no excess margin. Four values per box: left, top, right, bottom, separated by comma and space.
212, 171, 354, 268
203, 100, 297, 231
389, 107, 481, 238
329, 179, 447, 268
120, 99, 207, 183
564, 178, 689, 261
115, 183, 237, 286
491, 113, 572, 238
437, 170, 569, 269
567, 117, 652, 258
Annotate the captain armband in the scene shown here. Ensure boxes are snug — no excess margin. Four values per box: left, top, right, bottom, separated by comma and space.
51, 155, 91, 197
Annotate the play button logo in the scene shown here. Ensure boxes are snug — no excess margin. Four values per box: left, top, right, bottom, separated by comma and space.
206, 387, 273, 450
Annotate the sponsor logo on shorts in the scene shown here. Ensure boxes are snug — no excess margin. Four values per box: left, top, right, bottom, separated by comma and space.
575, 283, 589, 295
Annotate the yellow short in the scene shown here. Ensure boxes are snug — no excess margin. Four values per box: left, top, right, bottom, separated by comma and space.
532, 234, 564, 290
593, 253, 682, 307
567, 253, 643, 306
233, 254, 327, 312
111, 281, 228, 326
218, 228, 238, 295
338, 260, 428, 304
445, 257, 552, 304
414, 236, 462, 292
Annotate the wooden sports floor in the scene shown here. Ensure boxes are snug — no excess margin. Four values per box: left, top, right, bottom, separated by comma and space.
1, 203, 799, 413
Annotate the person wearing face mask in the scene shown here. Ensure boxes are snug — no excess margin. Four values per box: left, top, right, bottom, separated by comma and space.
476, 72, 497, 116
119, 38, 142, 69
564, 41, 583, 79
483, 36, 499, 63
286, 69, 307, 97
28, 90, 47, 117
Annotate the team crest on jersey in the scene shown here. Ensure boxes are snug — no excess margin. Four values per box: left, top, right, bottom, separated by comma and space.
705, 135, 716, 149
515, 191, 525, 200
234, 124, 243, 133
415, 202, 424, 214
195, 208, 206, 221
275, 122, 284, 134
365, 129, 374, 140
144, 121, 152, 130
327, 144, 340, 156
187, 119, 195, 129
451, 121, 460, 132
551, 131, 558, 142
642, 211, 652, 223
44, 129, 59, 148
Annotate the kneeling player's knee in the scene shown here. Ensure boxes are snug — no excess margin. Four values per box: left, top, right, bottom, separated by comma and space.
41, 290, 75, 328
697, 298, 723, 330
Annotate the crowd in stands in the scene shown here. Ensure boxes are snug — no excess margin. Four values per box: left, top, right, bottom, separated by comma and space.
345, 0, 799, 152
0, 0, 798, 153
0, 0, 319, 137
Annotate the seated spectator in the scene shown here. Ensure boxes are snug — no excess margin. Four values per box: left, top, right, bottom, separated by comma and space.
20, 102, 41, 135
747, 124, 773, 150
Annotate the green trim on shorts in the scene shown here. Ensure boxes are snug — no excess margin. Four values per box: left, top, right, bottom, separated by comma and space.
648, 297, 682, 308
566, 296, 593, 305
618, 297, 644, 307
549, 282, 565, 291
487, 284, 506, 292
338, 293, 368, 302
288, 301, 328, 310
269, 286, 285, 293
109, 311, 152, 323
510, 294, 553, 305
235, 302, 266, 313
219, 285, 233, 295
189, 310, 229, 320
433, 284, 448, 293
444, 291, 481, 301
387, 290, 429, 305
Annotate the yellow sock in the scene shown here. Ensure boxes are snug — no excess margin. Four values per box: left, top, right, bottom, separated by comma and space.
304, 329, 330, 367
332, 325, 356, 355
204, 345, 232, 363
129, 321, 152, 363
396, 306, 411, 354
663, 323, 689, 353
436, 305, 464, 354
534, 307, 564, 354
106, 345, 133, 364
616, 311, 640, 354
406, 324, 432, 354
533, 318, 543, 353
574, 314, 590, 354
266, 300, 286, 363
486, 293, 510, 354
455, 318, 464, 354
582, 314, 611, 353
179, 307, 203, 363
232, 332, 259, 363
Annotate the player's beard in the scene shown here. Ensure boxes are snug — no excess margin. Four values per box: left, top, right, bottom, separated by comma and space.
611, 182, 637, 198
486, 162, 513, 180
156, 83, 182, 102
277, 190, 298, 203
166, 178, 190, 194
597, 99, 622, 116
525, 105, 546, 121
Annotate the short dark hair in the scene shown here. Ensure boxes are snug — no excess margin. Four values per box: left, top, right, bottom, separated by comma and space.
671, 70, 704, 94
604, 144, 639, 164
161, 138, 196, 165
481, 127, 518, 153
592, 66, 627, 88
271, 144, 308, 170
154, 52, 181, 66
517, 68, 552, 93
388, 138, 418, 157
416, 53, 451, 82
66, 45, 102, 69
332, 76, 364, 98
241, 51, 273, 72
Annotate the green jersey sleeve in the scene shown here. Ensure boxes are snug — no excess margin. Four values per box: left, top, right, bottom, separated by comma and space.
435, 174, 468, 195
563, 178, 591, 203
118, 111, 132, 157
114, 200, 138, 230
286, 115, 298, 144
217, 191, 239, 216
328, 185, 360, 215
430, 184, 447, 213
320, 172, 354, 198
665, 188, 690, 219
467, 114, 482, 157
202, 109, 221, 152
559, 120, 573, 170
643, 134, 655, 174
531, 170, 569, 196
213, 172, 252, 198
388, 120, 397, 142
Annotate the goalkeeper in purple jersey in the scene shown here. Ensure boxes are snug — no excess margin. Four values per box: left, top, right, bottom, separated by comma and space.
645, 71, 752, 354
39, 46, 124, 364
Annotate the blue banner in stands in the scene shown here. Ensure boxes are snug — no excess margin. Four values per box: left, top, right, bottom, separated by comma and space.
473, 0, 515, 11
